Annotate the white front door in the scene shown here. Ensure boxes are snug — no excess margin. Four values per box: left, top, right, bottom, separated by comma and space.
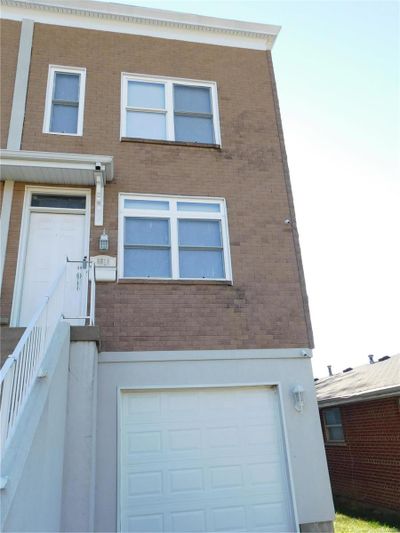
17, 193, 88, 326
119, 386, 297, 533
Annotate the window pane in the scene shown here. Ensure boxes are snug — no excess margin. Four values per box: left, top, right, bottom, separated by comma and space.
31, 194, 86, 209
124, 199, 169, 210
125, 218, 169, 246
50, 104, 78, 133
127, 81, 165, 109
54, 73, 79, 102
177, 202, 220, 213
126, 111, 166, 140
174, 115, 214, 144
124, 248, 171, 278
179, 220, 221, 247
324, 408, 341, 425
328, 426, 344, 442
180, 250, 224, 279
174, 85, 211, 113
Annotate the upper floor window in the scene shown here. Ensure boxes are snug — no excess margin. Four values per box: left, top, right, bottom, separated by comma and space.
121, 74, 221, 145
118, 194, 231, 280
322, 407, 345, 443
43, 66, 86, 136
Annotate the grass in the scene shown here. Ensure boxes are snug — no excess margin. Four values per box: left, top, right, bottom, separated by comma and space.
335, 512, 399, 533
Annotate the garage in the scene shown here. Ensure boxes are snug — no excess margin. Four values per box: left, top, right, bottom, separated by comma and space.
119, 386, 297, 532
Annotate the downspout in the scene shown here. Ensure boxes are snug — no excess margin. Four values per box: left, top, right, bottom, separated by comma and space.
0, 18, 34, 294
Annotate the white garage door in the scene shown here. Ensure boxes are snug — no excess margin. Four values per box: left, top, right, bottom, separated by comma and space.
119, 387, 297, 533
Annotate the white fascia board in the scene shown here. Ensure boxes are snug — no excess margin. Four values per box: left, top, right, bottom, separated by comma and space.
99, 347, 312, 364
1, 0, 281, 50
0, 149, 114, 182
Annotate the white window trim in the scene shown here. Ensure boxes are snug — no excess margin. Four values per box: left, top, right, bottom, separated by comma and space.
118, 193, 232, 281
43, 65, 87, 136
120, 72, 221, 145
322, 407, 345, 443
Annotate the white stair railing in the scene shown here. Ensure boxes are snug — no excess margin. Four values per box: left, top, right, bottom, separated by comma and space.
0, 259, 95, 452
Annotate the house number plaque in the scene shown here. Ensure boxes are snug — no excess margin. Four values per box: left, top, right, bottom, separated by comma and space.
90, 255, 117, 282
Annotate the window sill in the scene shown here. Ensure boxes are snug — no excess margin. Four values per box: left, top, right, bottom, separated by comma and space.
325, 441, 347, 446
121, 137, 221, 150
117, 278, 232, 286
43, 131, 82, 137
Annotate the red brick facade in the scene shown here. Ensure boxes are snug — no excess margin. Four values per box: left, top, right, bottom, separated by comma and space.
321, 397, 400, 515
1, 20, 313, 352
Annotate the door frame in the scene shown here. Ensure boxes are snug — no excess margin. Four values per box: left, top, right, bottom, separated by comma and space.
10, 185, 91, 326
116, 383, 299, 533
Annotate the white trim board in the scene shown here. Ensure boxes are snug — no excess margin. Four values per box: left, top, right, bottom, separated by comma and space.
10, 185, 91, 326
7, 18, 34, 150
1, 0, 280, 50
99, 348, 312, 364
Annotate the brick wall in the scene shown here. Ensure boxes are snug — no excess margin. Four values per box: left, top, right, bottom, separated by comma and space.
1, 21, 313, 352
0, 20, 20, 148
1, 182, 26, 321
322, 397, 400, 513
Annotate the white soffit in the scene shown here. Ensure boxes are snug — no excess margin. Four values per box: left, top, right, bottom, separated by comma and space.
0, 0, 281, 50
0, 149, 114, 185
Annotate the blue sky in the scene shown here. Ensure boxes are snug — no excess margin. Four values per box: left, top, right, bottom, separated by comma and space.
100, 0, 400, 377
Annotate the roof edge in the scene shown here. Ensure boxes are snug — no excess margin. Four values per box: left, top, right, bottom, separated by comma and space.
0, 0, 281, 50
0, 149, 114, 181
317, 384, 400, 407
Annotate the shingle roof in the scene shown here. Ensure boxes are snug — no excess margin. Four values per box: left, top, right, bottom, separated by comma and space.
315, 354, 400, 406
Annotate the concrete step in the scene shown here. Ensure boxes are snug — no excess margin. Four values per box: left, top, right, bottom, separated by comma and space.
0, 327, 26, 367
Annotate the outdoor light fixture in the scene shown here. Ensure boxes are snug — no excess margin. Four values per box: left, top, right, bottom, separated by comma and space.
99, 229, 109, 251
292, 385, 305, 413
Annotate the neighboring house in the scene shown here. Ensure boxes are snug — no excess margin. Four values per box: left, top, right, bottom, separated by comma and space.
0, 1, 334, 532
316, 355, 400, 525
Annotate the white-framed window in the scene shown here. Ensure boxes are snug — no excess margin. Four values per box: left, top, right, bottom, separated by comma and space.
120, 73, 221, 145
118, 194, 232, 281
43, 65, 86, 136
322, 407, 345, 443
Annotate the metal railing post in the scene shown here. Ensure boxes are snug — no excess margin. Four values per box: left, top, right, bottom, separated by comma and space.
0, 361, 16, 450
90, 263, 96, 326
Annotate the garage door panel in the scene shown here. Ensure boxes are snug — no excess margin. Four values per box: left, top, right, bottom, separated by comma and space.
125, 479, 286, 509
124, 454, 285, 480
126, 393, 162, 417
124, 424, 281, 463
124, 494, 290, 532
124, 444, 283, 467
168, 428, 202, 451
171, 509, 207, 532
127, 513, 164, 533
251, 502, 290, 531
120, 387, 296, 532
247, 461, 283, 486
124, 388, 278, 426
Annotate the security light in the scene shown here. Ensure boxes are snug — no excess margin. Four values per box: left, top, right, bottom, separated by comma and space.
292, 385, 305, 413
99, 229, 109, 251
